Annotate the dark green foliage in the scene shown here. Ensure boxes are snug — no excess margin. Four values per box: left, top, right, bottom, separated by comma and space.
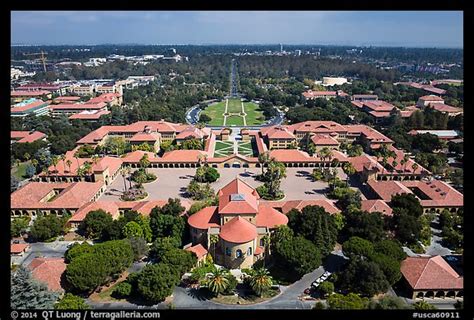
159, 248, 197, 276
319, 281, 335, 297
369, 253, 402, 286
112, 282, 132, 298
180, 138, 204, 150
326, 293, 369, 309
391, 208, 422, 245
368, 296, 410, 309
199, 114, 212, 123
342, 236, 374, 259
150, 237, 181, 259
11, 175, 20, 192
411, 133, 443, 152
81, 209, 113, 239
29, 214, 65, 241
136, 263, 181, 304
65, 242, 94, 263
194, 166, 220, 183
74, 145, 96, 158
274, 236, 322, 277
127, 237, 149, 261
374, 239, 406, 262
150, 199, 186, 244
341, 210, 385, 242
65, 240, 134, 293
390, 193, 423, 218
55, 293, 90, 309
339, 258, 390, 297
11, 217, 30, 238
288, 205, 338, 256
65, 253, 109, 292
11, 141, 47, 161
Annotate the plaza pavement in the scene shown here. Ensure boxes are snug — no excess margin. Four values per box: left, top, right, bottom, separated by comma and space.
99, 167, 355, 203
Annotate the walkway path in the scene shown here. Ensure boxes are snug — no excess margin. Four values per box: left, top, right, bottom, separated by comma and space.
222, 99, 229, 126
241, 101, 247, 126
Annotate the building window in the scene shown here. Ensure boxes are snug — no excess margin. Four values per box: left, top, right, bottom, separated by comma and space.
247, 247, 252, 256
260, 238, 264, 246
236, 249, 243, 258
226, 247, 231, 256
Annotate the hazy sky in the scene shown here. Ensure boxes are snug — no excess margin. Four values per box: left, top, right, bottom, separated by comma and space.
11, 11, 463, 48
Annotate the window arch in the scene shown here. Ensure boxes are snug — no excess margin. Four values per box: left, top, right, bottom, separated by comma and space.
225, 247, 231, 256
236, 249, 243, 258
247, 247, 252, 256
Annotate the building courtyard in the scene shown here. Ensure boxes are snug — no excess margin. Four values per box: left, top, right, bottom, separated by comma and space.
99, 167, 353, 202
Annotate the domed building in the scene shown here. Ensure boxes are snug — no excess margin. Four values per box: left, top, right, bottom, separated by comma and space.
188, 178, 288, 269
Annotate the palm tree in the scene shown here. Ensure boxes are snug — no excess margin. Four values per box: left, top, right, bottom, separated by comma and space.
23, 153, 31, 162
261, 235, 271, 267
206, 268, 230, 296
139, 154, 150, 174
66, 159, 72, 173
258, 151, 270, 176
381, 156, 388, 175
120, 168, 128, 192
51, 156, 59, 175
60, 154, 66, 168
403, 154, 410, 172
209, 234, 219, 260
400, 159, 406, 173
392, 160, 398, 173
250, 268, 273, 296
342, 162, 356, 186
125, 166, 133, 189
412, 163, 419, 174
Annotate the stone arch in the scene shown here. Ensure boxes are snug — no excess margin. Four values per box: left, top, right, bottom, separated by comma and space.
446, 291, 456, 299
435, 291, 445, 299
456, 290, 463, 298
224, 163, 230, 168
425, 291, 435, 299
416, 292, 425, 299
255, 163, 261, 168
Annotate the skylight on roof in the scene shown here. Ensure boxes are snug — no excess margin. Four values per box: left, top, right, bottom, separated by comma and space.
230, 193, 245, 201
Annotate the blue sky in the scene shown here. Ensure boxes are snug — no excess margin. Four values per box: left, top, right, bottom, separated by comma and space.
11, 11, 463, 48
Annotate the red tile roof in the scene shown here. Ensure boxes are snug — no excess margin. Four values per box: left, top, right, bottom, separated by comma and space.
269, 199, 340, 215
11, 243, 29, 254
11, 99, 51, 113
262, 126, 296, 140
121, 150, 158, 163
288, 121, 347, 133
69, 201, 120, 223
188, 206, 220, 230
401, 180, 463, 208
419, 95, 444, 102
11, 181, 104, 210
428, 104, 463, 114
11, 90, 51, 97
218, 179, 259, 214
220, 216, 257, 243
175, 127, 208, 140
345, 125, 394, 145
401, 256, 463, 290
311, 134, 339, 146
50, 102, 107, 110
11, 131, 47, 143
185, 244, 208, 259
269, 149, 313, 163
88, 93, 121, 104
361, 200, 393, 216
256, 205, 289, 228
367, 180, 413, 201
348, 154, 383, 173
28, 257, 67, 292
129, 132, 160, 142
160, 150, 208, 163
53, 96, 82, 102
69, 110, 111, 120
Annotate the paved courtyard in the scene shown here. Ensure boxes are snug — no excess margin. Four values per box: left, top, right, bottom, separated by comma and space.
99, 167, 354, 202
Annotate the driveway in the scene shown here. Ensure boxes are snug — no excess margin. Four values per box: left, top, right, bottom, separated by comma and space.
14, 240, 76, 266
99, 167, 351, 203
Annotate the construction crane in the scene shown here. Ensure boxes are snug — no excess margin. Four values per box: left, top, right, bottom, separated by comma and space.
23, 51, 48, 72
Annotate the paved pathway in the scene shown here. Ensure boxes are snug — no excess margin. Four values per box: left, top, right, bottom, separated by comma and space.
241, 102, 247, 126
222, 99, 229, 126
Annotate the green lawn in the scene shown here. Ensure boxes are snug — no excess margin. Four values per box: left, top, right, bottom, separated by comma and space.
226, 115, 245, 126
244, 102, 265, 125
11, 161, 30, 180
201, 101, 226, 126
237, 141, 257, 157
227, 98, 243, 114
199, 99, 266, 126
214, 141, 234, 158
